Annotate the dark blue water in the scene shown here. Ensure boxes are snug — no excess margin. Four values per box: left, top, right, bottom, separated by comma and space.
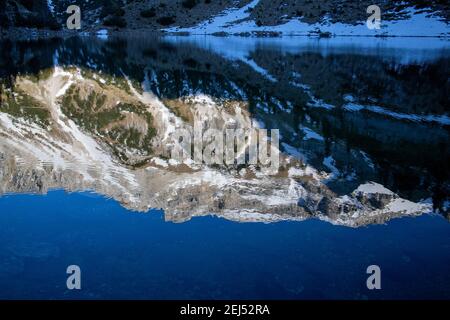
0, 191, 449, 300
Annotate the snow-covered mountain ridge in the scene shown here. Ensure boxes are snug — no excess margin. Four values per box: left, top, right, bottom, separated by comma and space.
0, 65, 439, 225
1, 0, 449, 37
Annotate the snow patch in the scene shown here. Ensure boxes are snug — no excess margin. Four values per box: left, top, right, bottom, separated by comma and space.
355, 182, 395, 195
168, 7, 449, 37
47, 0, 55, 14
151, 157, 169, 168
343, 102, 450, 126
386, 198, 431, 215
300, 126, 324, 141
323, 156, 340, 180
96, 29, 109, 40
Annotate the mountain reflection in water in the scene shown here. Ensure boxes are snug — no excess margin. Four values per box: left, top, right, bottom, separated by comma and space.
0, 35, 449, 222
0, 34, 449, 300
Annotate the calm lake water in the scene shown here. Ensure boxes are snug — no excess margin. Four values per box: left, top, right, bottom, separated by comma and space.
0, 35, 449, 299
0, 191, 449, 300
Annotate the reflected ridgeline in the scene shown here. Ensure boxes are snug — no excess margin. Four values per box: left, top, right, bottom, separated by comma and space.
0, 35, 449, 219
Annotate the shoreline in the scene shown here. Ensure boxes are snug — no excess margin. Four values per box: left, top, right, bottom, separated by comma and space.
1, 27, 449, 40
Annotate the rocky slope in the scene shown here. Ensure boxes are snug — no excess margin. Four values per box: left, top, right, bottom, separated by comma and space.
0, 63, 436, 225
1, 0, 448, 36
0, 34, 448, 224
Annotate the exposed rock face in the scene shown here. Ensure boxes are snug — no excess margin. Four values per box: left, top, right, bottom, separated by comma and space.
0, 66, 434, 226
1, 0, 448, 32
0, 0, 60, 30
353, 183, 397, 209
249, 0, 450, 25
